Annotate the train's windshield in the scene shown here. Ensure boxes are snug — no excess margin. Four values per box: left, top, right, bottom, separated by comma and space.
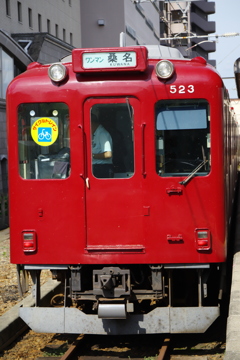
155, 99, 210, 177
18, 103, 70, 179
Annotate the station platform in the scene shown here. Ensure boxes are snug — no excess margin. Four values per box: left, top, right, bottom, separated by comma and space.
225, 178, 240, 360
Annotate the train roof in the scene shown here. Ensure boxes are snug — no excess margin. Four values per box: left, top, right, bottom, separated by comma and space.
60, 45, 184, 64
144, 45, 184, 59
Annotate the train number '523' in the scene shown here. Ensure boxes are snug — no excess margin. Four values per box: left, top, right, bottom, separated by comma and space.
169, 84, 195, 93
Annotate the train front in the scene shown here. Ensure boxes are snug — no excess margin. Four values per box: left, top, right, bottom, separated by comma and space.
7, 46, 237, 334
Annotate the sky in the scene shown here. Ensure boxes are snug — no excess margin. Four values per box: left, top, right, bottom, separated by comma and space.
209, 0, 240, 99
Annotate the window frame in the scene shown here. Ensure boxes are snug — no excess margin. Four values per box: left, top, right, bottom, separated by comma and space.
18, 102, 70, 180
155, 99, 211, 177
17, 1, 22, 23
28, 8, 33, 29
88, 100, 135, 180
6, 0, 11, 17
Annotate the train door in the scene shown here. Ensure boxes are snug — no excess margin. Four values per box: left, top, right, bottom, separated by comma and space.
83, 97, 144, 251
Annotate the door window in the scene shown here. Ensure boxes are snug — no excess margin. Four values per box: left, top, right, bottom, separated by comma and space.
90, 103, 134, 179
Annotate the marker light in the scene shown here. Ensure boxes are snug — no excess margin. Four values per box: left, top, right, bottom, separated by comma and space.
195, 229, 211, 251
48, 63, 67, 82
22, 231, 37, 253
156, 60, 174, 79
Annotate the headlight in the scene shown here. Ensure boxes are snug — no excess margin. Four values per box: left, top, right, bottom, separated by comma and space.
156, 60, 174, 79
48, 63, 67, 82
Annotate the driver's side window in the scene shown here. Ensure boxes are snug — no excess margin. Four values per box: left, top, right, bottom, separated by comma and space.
155, 99, 210, 176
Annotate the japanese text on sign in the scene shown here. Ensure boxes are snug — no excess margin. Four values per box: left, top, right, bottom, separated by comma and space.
82, 51, 137, 69
31, 117, 58, 146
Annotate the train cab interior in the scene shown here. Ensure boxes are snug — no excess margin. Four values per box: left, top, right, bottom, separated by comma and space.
18, 103, 70, 180
90, 103, 134, 178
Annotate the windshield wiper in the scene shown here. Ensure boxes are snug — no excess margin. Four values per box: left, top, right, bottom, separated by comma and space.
179, 159, 208, 186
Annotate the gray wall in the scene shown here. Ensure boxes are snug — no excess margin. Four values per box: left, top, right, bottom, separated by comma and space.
38, 37, 73, 63
124, 1, 160, 45
80, 0, 160, 48
80, 0, 125, 48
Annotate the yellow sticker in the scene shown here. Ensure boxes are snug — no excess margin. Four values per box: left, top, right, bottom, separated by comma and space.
31, 117, 58, 146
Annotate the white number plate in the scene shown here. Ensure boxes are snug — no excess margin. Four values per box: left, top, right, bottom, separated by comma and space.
169, 85, 195, 94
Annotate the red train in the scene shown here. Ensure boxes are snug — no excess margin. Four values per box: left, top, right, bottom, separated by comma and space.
7, 45, 238, 334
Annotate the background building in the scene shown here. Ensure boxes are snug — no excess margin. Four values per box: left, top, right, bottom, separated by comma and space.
80, 0, 160, 47
160, 0, 216, 66
1, 0, 81, 47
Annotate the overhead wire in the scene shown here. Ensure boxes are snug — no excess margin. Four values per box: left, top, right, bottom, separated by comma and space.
218, 42, 240, 65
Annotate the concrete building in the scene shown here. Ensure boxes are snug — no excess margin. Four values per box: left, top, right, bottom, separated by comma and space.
160, 0, 216, 66
1, 0, 81, 47
80, 0, 160, 48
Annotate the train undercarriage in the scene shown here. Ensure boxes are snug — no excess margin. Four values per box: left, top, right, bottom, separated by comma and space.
18, 263, 223, 334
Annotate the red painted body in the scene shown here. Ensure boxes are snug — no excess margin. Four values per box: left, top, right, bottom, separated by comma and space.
6, 46, 238, 334
8, 51, 236, 266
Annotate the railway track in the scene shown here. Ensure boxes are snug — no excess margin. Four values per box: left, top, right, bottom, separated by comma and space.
35, 335, 171, 360
0, 316, 226, 360
32, 322, 225, 360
